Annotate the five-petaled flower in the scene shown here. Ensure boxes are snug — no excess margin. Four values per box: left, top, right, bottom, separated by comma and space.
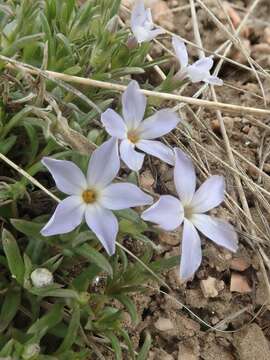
101, 81, 180, 171
172, 36, 223, 86
41, 138, 153, 255
131, 0, 164, 43
142, 148, 238, 281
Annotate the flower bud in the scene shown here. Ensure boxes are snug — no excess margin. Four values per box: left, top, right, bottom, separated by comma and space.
78, 291, 90, 305
30, 268, 53, 288
126, 36, 138, 49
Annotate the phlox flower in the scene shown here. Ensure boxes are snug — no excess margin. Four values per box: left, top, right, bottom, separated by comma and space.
101, 81, 180, 172
131, 0, 164, 43
41, 138, 153, 255
142, 148, 238, 281
172, 36, 223, 86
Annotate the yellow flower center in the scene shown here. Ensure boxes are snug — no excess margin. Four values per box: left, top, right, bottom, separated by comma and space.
127, 130, 140, 144
184, 206, 194, 220
82, 189, 97, 204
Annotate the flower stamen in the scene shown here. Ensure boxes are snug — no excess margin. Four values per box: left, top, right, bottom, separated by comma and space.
184, 206, 194, 220
127, 130, 140, 144
82, 189, 97, 204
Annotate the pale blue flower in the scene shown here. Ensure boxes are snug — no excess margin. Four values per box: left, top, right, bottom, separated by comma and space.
142, 148, 238, 281
101, 81, 181, 171
172, 36, 223, 85
131, 0, 164, 43
41, 138, 153, 255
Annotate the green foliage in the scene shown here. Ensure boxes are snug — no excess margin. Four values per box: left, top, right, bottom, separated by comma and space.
0, 0, 178, 357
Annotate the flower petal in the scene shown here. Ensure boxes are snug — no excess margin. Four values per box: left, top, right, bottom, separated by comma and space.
174, 148, 196, 205
42, 157, 87, 195
172, 36, 188, 68
187, 57, 213, 83
191, 175, 225, 213
145, 7, 153, 26
139, 109, 180, 139
138, 28, 164, 42
141, 195, 184, 231
205, 75, 223, 86
122, 81, 146, 129
192, 214, 238, 252
100, 183, 153, 210
85, 205, 118, 256
193, 57, 214, 71
41, 196, 85, 236
87, 137, 120, 188
101, 109, 127, 139
131, 0, 146, 30
137, 139, 174, 165
180, 219, 202, 281
120, 139, 145, 171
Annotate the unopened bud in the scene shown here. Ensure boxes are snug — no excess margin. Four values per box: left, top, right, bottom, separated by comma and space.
31, 268, 53, 288
126, 36, 138, 49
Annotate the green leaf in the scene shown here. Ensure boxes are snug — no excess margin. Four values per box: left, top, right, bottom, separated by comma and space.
11, 218, 44, 240
105, 331, 122, 360
120, 329, 135, 360
75, 243, 113, 277
2, 229, 25, 284
27, 303, 64, 335
114, 294, 139, 325
23, 253, 33, 287
30, 286, 81, 301
45, 0, 57, 20
23, 122, 39, 164
0, 339, 14, 356
137, 332, 152, 360
119, 219, 147, 236
72, 264, 101, 292
95, 307, 122, 331
42, 254, 63, 273
0, 135, 17, 154
1, 34, 44, 57
117, 208, 148, 235
149, 256, 180, 273
11, 218, 58, 248
56, 304, 80, 353
1, 107, 32, 138
116, 208, 141, 223
0, 287, 21, 332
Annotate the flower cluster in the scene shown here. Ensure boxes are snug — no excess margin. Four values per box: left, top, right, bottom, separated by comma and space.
41, 1, 238, 281
131, 1, 222, 86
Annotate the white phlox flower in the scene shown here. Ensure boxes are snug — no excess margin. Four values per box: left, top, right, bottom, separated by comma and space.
101, 81, 181, 172
142, 148, 238, 281
40, 138, 153, 255
172, 36, 223, 86
131, 0, 164, 43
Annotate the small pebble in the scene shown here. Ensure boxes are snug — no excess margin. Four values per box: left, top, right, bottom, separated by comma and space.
230, 273, 252, 293
154, 317, 174, 331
